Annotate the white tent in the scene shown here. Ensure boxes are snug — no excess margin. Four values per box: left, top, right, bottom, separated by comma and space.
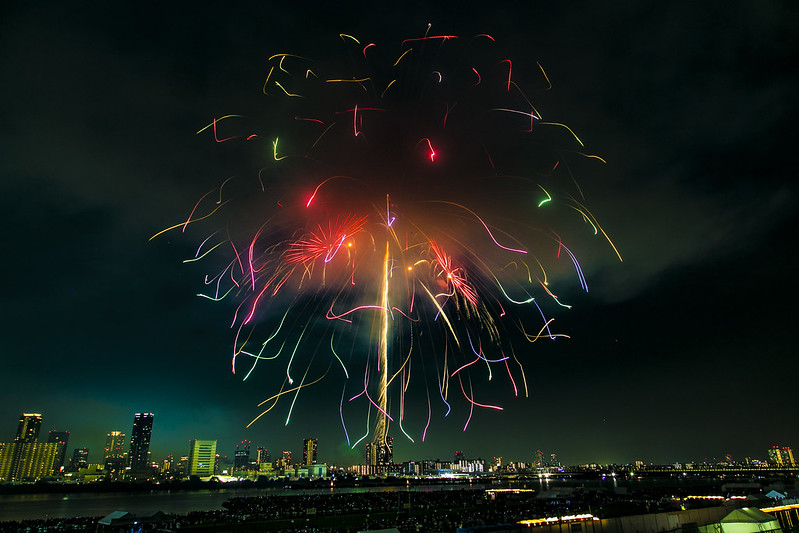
98, 511, 132, 526
716, 508, 781, 533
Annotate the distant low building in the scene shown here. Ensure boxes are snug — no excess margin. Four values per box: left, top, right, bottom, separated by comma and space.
78, 464, 106, 483
307, 464, 327, 477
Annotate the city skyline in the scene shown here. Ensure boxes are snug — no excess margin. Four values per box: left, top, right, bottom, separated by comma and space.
1, 2, 796, 466
0, 411, 794, 469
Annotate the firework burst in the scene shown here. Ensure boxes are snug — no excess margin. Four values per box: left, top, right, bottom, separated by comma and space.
152, 28, 621, 448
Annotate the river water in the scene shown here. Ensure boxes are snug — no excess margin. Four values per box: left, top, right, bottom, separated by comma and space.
0, 484, 482, 522
0, 476, 729, 523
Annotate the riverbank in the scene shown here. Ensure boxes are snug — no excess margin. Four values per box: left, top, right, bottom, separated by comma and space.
0, 482, 483, 523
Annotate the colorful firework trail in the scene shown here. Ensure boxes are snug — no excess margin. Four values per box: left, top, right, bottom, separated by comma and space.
152, 29, 622, 446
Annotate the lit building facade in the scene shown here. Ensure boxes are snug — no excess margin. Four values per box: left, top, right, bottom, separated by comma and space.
0, 442, 60, 481
12, 443, 60, 480
0, 443, 15, 481
768, 446, 796, 466
0, 413, 62, 481
303, 438, 318, 465
188, 440, 217, 477
129, 413, 153, 471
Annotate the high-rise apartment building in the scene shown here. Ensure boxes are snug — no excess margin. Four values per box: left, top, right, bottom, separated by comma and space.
188, 440, 217, 477
15, 413, 43, 443
129, 413, 153, 471
1, 413, 59, 481
303, 438, 318, 465
47, 431, 70, 472
11, 443, 60, 480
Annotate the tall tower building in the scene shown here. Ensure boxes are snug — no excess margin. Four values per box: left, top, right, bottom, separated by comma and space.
303, 438, 318, 465
534, 449, 544, 468
46, 431, 70, 472
234, 440, 251, 471
256, 447, 270, 464
281, 450, 292, 468
129, 413, 154, 471
15, 413, 43, 443
188, 440, 217, 477
366, 436, 393, 466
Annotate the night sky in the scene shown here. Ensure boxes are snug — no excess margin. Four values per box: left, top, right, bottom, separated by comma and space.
2, 1, 797, 468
